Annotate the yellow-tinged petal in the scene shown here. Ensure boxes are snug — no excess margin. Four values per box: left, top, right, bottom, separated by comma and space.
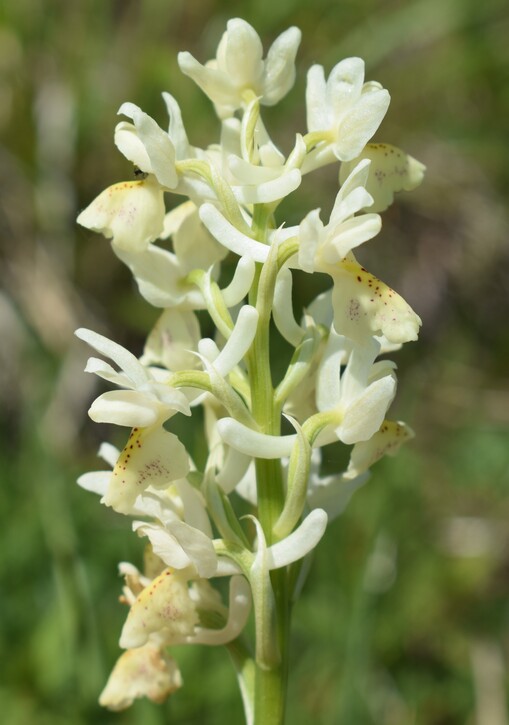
99, 642, 182, 710
77, 177, 165, 252
346, 420, 414, 478
331, 258, 421, 344
340, 143, 425, 212
120, 568, 198, 649
104, 425, 189, 514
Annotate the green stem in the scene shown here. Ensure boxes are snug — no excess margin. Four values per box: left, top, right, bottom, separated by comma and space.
247, 205, 291, 725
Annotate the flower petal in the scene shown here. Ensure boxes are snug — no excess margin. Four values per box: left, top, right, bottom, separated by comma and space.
133, 520, 217, 578
77, 470, 109, 495
199, 204, 269, 262
334, 87, 391, 161
233, 168, 302, 204
104, 425, 189, 513
210, 305, 258, 376
340, 143, 426, 212
99, 642, 182, 710
88, 390, 163, 427
114, 121, 151, 172
224, 18, 264, 88
262, 26, 301, 105
217, 418, 296, 459
338, 374, 397, 444
118, 102, 178, 189
346, 420, 414, 478
331, 259, 421, 344
142, 309, 201, 372
273, 267, 304, 346
77, 177, 165, 252
306, 64, 327, 131
222, 256, 256, 307
190, 576, 251, 645
267, 509, 328, 567
76, 327, 149, 387
119, 569, 198, 649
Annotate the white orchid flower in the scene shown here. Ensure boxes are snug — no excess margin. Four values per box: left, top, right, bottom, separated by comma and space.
178, 19, 301, 119
345, 419, 414, 479
330, 255, 421, 345
199, 202, 297, 262
100, 566, 250, 710
216, 509, 328, 576
77, 101, 180, 253
141, 308, 202, 372
119, 566, 251, 649
99, 641, 182, 711
76, 328, 194, 513
339, 143, 426, 212
315, 332, 397, 445
298, 159, 381, 271
111, 199, 227, 308
226, 106, 305, 204
306, 57, 390, 162
115, 102, 178, 189
79, 441, 215, 554
77, 175, 166, 253
75, 327, 191, 426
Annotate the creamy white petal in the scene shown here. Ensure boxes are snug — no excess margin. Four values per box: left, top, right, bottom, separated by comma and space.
339, 336, 380, 406
199, 204, 269, 262
217, 418, 296, 459
340, 144, 426, 212
338, 374, 396, 444
142, 309, 201, 372
334, 87, 391, 161
267, 509, 328, 567
98, 441, 121, 467
119, 568, 199, 649
133, 520, 217, 578
223, 18, 264, 87
321, 214, 381, 264
215, 447, 252, 493
298, 208, 322, 273
262, 26, 301, 105
162, 91, 190, 159
233, 168, 301, 204
331, 259, 421, 344
84, 357, 132, 388
273, 267, 303, 346
76, 328, 149, 387
346, 420, 414, 478
77, 178, 165, 253
222, 256, 256, 307
99, 642, 182, 710
190, 576, 251, 644
88, 390, 163, 427
327, 57, 365, 116
306, 64, 327, 131
316, 330, 349, 412
118, 102, 178, 189
334, 157, 371, 204
211, 305, 258, 376
77, 470, 109, 495
114, 121, 152, 172
104, 425, 189, 513
113, 244, 204, 309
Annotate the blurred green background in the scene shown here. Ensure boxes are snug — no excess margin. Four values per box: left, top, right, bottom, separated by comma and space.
1, 0, 509, 723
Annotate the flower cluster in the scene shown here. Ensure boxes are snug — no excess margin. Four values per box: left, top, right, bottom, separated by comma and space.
77, 18, 424, 716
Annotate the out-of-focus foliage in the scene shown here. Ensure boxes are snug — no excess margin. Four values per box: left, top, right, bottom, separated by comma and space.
1, 0, 508, 723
